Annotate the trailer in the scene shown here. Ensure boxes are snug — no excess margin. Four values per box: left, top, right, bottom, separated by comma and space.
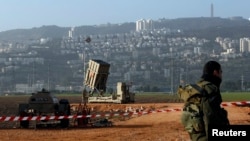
83, 59, 135, 104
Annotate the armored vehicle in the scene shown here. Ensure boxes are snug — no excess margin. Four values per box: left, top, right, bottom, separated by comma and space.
18, 89, 71, 128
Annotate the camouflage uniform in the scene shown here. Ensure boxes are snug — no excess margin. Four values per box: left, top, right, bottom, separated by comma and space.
189, 77, 230, 141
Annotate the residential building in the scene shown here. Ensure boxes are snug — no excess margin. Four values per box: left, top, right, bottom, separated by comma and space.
136, 19, 153, 32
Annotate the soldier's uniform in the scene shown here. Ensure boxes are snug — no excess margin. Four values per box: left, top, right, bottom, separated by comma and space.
189, 78, 229, 141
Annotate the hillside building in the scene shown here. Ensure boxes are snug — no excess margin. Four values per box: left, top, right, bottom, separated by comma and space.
136, 19, 153, 32
240, 38, 250, 53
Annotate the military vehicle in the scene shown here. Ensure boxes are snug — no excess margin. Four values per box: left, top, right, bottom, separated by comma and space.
83, 59, 135, 104
16, 59, 134, 129
18, 89, 71, 128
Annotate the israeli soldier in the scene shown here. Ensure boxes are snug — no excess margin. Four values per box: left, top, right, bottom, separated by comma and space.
189, 61, 230, 141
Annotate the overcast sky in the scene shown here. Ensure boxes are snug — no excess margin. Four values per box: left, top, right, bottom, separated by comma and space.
0, 0, 249, 32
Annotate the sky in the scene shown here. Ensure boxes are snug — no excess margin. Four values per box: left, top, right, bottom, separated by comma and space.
0, 0, 250, 32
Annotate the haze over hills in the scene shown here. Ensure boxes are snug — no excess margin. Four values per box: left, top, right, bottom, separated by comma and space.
1, 17, 250, 41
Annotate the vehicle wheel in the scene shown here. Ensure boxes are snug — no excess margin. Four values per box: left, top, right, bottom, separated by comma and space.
19, 111, 29, 128
60, 119, 69, 128
20, 120, 29, 128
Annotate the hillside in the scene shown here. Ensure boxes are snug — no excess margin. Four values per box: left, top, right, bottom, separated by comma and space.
1, 17, 250, 41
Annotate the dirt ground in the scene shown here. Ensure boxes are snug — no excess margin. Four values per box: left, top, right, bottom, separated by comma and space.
0, 102, 249, 141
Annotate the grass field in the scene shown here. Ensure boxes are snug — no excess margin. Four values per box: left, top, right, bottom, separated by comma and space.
1, 91, 249, 103
221, 92, 250, 101
133, 92, 250, 102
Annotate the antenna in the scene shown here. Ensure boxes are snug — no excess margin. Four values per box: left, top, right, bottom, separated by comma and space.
211, 3, 214, 17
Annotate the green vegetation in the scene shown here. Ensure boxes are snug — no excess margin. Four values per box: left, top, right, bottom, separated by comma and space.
134, 92, 250, 102
1, 92, 249, 103
134, 92, 181, 103
221, 92, 250, 101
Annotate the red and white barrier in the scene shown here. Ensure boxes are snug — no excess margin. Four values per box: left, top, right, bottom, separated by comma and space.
221, 101, 250, 106
0, 101, 249, 122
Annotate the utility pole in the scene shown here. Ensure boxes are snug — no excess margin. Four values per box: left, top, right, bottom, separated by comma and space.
170, 48, 174, 94
241, 74, 244, 91
82, 37, 91, 104
47, 63, 50, 91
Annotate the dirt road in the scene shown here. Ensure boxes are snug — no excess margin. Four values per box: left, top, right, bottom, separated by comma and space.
0, 103, 249, 141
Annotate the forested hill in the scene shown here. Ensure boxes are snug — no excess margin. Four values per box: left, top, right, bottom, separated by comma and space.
1, 17, 250, 41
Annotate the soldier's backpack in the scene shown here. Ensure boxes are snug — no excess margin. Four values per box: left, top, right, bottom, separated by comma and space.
177, 81, 210, 133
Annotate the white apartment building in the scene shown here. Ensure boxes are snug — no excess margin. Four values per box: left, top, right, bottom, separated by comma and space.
194, 47, 201, 54
239, 38, 250, 53
136, 19, 153, 32
68, 27, 74, 39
